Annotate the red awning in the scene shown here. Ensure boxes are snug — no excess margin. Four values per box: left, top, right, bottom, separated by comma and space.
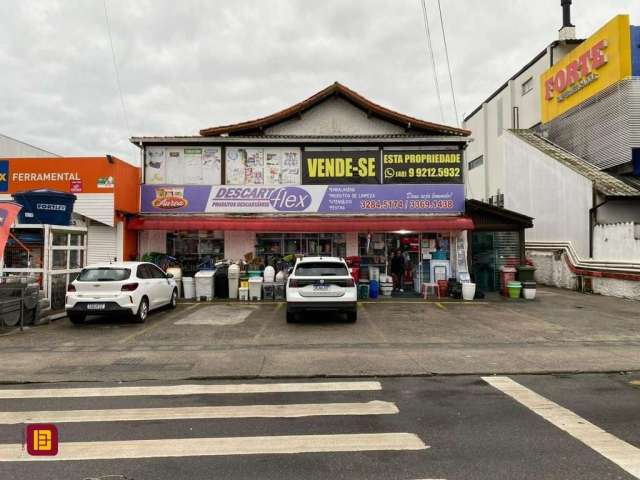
128, 216, 474, 232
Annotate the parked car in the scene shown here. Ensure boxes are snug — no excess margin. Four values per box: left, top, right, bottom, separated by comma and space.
65, 262, 178, 325
286, 256, 357, 323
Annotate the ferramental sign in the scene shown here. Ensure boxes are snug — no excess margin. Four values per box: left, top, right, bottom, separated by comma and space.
382, 150, 463, 184
540, 15, 632, 123
301, 150, 380, 184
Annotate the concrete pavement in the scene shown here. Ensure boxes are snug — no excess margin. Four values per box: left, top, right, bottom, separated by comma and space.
0, 287, 638, 382
0, 374, 638, 479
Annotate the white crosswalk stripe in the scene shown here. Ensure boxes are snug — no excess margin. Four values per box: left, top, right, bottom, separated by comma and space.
0, 380, 429, 463
0, 381, 381, 399
0, 400, 399, 424
0, 433, 427, 461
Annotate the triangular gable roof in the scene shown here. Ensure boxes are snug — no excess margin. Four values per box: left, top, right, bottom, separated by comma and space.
200, 82, 470, 137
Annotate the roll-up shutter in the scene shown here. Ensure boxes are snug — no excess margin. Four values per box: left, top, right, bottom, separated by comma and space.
494, 231, 521, 286
87, 223, 117, 264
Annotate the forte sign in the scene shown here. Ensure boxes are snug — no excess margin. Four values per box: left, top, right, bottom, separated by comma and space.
544, 40, 608, 103
540, 15, 632, 123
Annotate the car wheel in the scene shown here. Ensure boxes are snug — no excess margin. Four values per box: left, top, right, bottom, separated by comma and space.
132, 297, 149, 324
346, 310, 357, 323
286, 310, 297, 323
168, 289, 178, 309
68, 313, 86, 325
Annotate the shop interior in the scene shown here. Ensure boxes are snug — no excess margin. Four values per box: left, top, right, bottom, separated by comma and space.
357, 232, 453, 293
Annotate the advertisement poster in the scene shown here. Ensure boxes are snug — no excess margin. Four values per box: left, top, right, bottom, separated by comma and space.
145, 147, 222, 186
301, 150, 380, 184
226, 147, 300, 185
141, 183, 464, 214
165, 149, 185, 184
144, 147, 166, 184
382, 150, 463, 184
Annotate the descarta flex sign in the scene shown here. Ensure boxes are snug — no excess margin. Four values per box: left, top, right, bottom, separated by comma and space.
540, 15, 633, 123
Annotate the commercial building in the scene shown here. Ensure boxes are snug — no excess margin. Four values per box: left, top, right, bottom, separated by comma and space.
131, 83, 485, 291
0, 155, 140, 307
463, 2, 640, 298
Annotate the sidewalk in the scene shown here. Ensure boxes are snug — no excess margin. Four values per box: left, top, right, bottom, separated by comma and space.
0, 287, 638, 383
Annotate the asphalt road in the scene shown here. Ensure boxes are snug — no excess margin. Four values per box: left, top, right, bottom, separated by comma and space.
0, 373, 638, 480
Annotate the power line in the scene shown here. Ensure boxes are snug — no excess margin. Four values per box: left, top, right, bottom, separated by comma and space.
436, 0, 460, 126
418, 0, 445, 123
103, 0, 130, 135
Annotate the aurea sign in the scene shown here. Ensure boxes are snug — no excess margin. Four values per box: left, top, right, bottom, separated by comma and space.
540, 15, 632, 123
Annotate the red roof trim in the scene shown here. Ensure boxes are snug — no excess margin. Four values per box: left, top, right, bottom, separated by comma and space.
199, 82, 470, 137
129, 216, 474, 232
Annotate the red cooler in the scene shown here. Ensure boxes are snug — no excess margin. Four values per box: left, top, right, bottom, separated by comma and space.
500, 266, 517, 296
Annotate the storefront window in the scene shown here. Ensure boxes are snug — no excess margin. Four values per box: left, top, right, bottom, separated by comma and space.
69, 233, 84, 246
255, 233, 346, 266
69, 250, 83, 269
4, 230, 44, 268
166, 231, 224, 277
52, 233, 68, 246
52, 250, 68, 270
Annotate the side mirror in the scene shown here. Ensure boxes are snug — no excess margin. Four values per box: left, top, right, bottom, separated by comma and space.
288, 267, 293, 275
166, 273, 174, 279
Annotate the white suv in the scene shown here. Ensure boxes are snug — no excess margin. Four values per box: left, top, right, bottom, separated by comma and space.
286, 256, 357, 323
65, 262, 178, 325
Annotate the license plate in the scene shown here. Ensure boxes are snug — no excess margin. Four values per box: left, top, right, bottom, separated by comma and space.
86, 303, 106, 310
313, 285, 329, 290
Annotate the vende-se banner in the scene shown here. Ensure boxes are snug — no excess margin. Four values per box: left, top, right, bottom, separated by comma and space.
301, 150, 380, 184
141, 184, 464, 214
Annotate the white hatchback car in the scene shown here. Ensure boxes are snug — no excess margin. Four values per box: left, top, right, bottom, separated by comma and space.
286, 256, 357, 323
65, 262, 178, 325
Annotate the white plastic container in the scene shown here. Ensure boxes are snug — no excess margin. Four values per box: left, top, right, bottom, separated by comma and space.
263, 266, 275, 283
194, 270, 215, 301
166, 267, 183, 297
249, 277, 263, 301
369, 266, 380, 282
238, 287, 249, 301
275, 270, 287, 283
227, 264, 241, 300
182, 277, 195, 299
523, 288, 537, 300
462, 282, 476, 301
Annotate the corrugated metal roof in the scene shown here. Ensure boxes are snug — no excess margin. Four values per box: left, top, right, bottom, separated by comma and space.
511, 129, 640, 197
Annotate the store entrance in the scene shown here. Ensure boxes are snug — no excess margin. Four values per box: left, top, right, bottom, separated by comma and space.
358, 232, 452, 295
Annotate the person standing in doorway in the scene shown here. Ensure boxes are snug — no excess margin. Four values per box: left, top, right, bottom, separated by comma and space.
391, 250, 405, 292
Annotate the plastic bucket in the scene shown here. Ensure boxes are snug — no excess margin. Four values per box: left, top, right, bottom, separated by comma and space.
182, 277, 195, 299
507, 281, 522, 299
523, 288, 536, 300
462, 282, 476, 301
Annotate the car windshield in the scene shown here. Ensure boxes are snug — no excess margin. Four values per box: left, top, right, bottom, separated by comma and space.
77, 267, 131, 282
294, 262, 348, 276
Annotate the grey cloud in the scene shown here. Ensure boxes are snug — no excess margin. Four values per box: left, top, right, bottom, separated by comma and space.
0, 0, 637, 164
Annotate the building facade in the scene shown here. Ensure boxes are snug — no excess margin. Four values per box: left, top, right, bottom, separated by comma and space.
131, 83, 479, 290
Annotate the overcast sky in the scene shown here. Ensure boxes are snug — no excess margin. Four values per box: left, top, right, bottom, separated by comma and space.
1, 0, 637, 164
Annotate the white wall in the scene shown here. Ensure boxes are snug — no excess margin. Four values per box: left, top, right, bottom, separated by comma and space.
265, 96, 405, 135
593, 223, 640, 261
462, 43, 580, 204
528, 248, 640, 300
503, 131, 592, 257
224, 231, 256, 262
139, 230, 166, 255
0, 133, 59, 157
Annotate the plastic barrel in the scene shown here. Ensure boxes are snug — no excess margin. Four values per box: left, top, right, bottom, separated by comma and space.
369, 280, 379, 299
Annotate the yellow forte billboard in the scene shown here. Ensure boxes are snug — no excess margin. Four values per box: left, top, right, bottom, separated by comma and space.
541, 15, 632, 123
